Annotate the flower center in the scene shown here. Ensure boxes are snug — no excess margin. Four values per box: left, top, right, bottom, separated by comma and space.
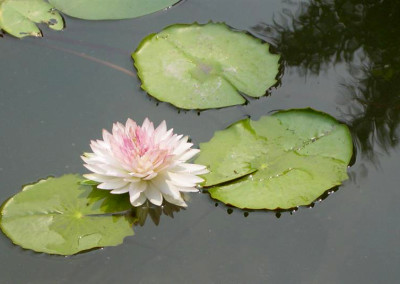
113, 125, 172, 178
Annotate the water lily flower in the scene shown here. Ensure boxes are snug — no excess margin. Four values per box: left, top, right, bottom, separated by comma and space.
82, 118, 208, 207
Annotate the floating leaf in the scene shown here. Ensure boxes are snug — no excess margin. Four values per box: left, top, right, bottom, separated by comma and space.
0, 174, 135, 255
133, 23, 281, 109
49, 0, 179, 20
0, 0, 64, 38
195, 109, 353, 209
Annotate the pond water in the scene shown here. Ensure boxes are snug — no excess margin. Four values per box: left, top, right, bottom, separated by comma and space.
1, 0, 399, 283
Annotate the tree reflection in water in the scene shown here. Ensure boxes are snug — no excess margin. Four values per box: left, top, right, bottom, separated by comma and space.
253, 0, 400, 159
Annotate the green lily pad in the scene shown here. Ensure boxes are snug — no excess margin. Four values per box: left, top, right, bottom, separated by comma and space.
0, 174, 135, 255
49, 0, 179, 20
133, 23, 281, 109
0, 0, 64, 38
195, 109, 353, 209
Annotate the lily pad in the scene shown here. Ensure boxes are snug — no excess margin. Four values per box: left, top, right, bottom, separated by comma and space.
0, 174, 135, 255
133, 23, 281, 109
49, 0, 179, 20
0, 0, 64, 38
195, 109, 353, 209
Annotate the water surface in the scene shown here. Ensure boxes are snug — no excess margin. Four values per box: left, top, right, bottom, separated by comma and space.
1, 0, 399, 283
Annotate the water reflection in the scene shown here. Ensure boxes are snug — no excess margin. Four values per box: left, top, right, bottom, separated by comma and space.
133, 201, 183, 226
87, 185, 183, 226
253, 0, 400, 158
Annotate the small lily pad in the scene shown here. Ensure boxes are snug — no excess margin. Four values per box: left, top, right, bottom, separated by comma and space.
133, 23, 281, 109
49, 0, 179, 20
0, 0, 64, 38
0, 174, 135, 255
195, 109, 353, 209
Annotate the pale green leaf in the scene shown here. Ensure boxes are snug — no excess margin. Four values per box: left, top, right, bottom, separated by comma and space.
0, 174, 134, 255
49, 0, 179, 20
195, 109, 353, 209
133, 23, 281, 109
0, 0, 64, 38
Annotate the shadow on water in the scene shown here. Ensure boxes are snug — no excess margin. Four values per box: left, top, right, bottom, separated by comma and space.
252, 0, 400, 161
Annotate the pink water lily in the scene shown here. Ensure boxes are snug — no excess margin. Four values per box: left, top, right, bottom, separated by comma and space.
82, 118, 208, 207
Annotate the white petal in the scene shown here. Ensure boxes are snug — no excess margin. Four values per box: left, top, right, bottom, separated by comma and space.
177, 149, 200, 162
112, 122, 125, 136
172, 137, 193, 155
110, 184, 130, 194
104, 168, 131, 178
98, 180, 128, 190
151, 177, 181, 199
163, 194, 187, 207
131, 193, 147, 207
172, 186, 199, 193
172, 163, 209, 174
167, 172, 204, 187
125, 118, 137, 130
154, 121, 167, 143
85, 162, 130, 178
83, 173, 113, 183
128, 186, 141, 203
123, 177, 141, 183
160, 129, 173, 142
144, 186, 163, 206
128, 182, 148, 206
83, 163, 107, 175
102, 129, 113, 145
166, 180, 198, 193
129, 172, 149, 178
163, 133, 182, 147
129, 181, 147, 193
142, 118, 154, 134
143, 172, 158, 180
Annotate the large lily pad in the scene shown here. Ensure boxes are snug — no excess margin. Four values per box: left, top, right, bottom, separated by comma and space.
49, 0, 179, 20
195, 109, 353, 209
0, 0, 64, 38
133, 23, 281, 109
0, 174, 135, 255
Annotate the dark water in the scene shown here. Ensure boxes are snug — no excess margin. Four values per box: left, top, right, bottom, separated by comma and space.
1, 0, 400, 283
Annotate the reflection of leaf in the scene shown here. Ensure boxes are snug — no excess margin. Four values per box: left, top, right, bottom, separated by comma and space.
0, 0, 64, 38
195, 109, 353, 209
133, 23, 281, 109
49, 0, 179, 20
0, 175, 135, 255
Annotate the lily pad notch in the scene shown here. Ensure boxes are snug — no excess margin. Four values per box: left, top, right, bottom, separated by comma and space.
195, 109, 354, 210
133, 22, 281, 109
